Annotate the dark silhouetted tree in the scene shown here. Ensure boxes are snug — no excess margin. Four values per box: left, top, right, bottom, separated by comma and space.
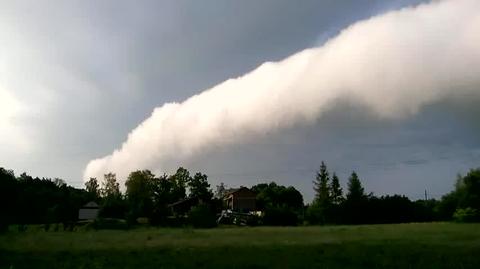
251, 182, 303, 226
437, 168, 480, 221
215, 182, 227, 199
101, 173, 121, 198
346, 171, 365, 202
188, 172, 213, 202
125, 170, 155, 219
0, 168, 17, 231
344, 171, 367, 224
330, 173, 343, 205
313, 161, 330, 204
99, 173, 125, 219
308, 162, 334, 224
85, 177, 100, 201
169, 167, 190, 202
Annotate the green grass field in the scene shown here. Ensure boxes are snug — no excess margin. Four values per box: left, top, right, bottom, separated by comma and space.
1, 223, 479, 269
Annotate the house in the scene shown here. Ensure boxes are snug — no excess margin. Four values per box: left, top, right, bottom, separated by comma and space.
78, 201, 99, 221
224, 187, 256, 213
167, 197, 200, 216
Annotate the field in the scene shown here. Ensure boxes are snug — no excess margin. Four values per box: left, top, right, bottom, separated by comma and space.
1, 223, 480, 269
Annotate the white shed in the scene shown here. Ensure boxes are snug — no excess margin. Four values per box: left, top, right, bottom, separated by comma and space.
78, 201, 99, 220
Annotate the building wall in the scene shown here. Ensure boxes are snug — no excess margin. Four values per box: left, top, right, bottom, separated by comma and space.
78, 208, 99, 220
233, 197, 256, 212
229, 188, 256, 212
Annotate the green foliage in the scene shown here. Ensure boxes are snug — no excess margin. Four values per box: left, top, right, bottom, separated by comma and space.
455, 169, 480, 209
99, 173, 126, 219
188, 172, 213, 201
91, 218, 129, 230
453, 207, 479, 223
305, 202, 324, 224
169, 167, 190, 201
98, 197, 127, 219
313, 161, 330, 204
262, 206, 299, 226
0, 167, 17, 230
101, 172, 121, 198
330, 173, 343, 204
188, 204, 217, 228
251, 182, 303, 210
125, 170, 155, 218
84, 177, 100, 201
436, 168, 480, 220
309, 162, 343, 224
346, 171, 366, 202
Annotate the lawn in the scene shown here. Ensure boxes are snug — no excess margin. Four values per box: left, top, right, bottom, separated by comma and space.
1, 223, 479, 268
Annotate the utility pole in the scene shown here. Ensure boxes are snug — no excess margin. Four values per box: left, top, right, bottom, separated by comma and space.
424, 189, 428, 201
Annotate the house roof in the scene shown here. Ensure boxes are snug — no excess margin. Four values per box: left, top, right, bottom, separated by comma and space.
167, 197, 198, 207
224, 187, 255, 196
82, 201, 99, 208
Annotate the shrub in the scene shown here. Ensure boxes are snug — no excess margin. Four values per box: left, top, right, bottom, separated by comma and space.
453, 207, 480, 223
92, 218, 129, 230
262, 207, 298, 226
188, 204, 217, 228
305, 203, 324, 225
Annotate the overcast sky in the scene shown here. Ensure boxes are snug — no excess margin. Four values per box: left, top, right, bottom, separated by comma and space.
1, 0, 479, 202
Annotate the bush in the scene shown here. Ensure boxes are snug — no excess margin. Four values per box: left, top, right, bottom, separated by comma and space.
92, 218, 129, 230
305, 203, 324, 225
188, 204, 217, 228
245, 215, 260, 226
262, 207, 298, 226
453, 207, 480, 223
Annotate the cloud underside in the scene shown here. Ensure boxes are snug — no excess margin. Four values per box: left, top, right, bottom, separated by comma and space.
84, 0, 480, 186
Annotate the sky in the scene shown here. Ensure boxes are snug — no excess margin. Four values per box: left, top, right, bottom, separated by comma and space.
1, 0, 479, 202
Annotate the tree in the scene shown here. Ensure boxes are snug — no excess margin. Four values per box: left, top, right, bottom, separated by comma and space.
85, 177, 100, 201
215, 182, 227, 199
455, 169, 480, 210
0, 168, 17, 232
437, 168, 480, 220
53, 178, 66, 187
308, 162, 334, 224
313, 161, 330, 204
125, 170, 155, 218
101, 173, 121, 198
344, 171, 367, 224
251, 182, 303, 211
99, 173, 125, 219
169, 167, 190, 201
346, 171, 365, 202
149, 173, 175, 224
188, 172, 213, 202
330, 173, 343, 205
251, 182, 303, 226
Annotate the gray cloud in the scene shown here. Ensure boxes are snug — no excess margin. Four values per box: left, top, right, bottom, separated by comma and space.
83, 0, 480, 198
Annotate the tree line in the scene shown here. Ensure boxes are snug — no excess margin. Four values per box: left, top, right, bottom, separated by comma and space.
1, 163, 479, 231
306, 162, 480, 224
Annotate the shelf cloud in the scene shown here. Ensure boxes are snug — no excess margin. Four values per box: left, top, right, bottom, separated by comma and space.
84, 0, 480, 184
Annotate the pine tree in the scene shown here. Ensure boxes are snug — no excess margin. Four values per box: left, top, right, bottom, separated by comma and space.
313, 161, 330, 204
346, 171, 365, 202
330, 173, 343, 204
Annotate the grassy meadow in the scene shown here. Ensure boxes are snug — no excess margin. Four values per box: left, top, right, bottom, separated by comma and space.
1, 222, 480, 269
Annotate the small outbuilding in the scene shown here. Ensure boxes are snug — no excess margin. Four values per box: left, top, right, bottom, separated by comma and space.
78, 201, 99, 221
168, 197, 200, 216
224, 187, 256, 213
